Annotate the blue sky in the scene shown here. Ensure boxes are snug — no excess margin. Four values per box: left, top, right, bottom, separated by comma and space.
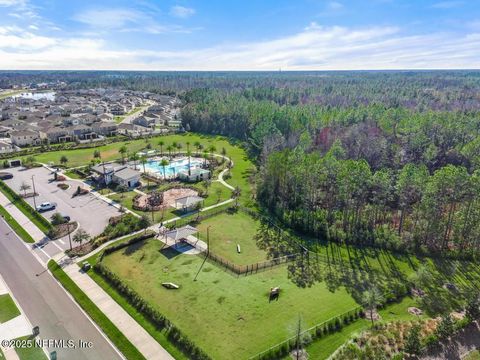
0, 0, 479, 70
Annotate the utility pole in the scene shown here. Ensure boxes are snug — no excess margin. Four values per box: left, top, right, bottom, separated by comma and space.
31, 175, 37, 210
207, 225, 211, 256
67, 223, 73, 251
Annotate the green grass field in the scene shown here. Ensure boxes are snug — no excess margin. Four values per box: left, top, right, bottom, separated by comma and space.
0, 294, 20, 323
13, 336, 47, 360
195, 210, 268, 265
99, 238, 359, 359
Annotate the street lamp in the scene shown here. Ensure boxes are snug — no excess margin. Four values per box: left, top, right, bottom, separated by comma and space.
31, 175, 37, 210
207, 225, 211, 256
67, 223, 73, 251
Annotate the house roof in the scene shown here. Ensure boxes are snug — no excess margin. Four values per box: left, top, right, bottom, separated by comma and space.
175, 195, 204, 208
91, 162, 123, 175
164, 225, 198, 241
113, 167, 140, 180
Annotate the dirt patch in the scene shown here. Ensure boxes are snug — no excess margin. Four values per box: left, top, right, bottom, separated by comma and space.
408, 307, 423, 316
364, 309, 381, 321
133, 187, 198, 210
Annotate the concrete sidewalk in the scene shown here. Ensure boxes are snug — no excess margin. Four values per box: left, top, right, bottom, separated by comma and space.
0, 192, 46, 243
62, 262, 174, 360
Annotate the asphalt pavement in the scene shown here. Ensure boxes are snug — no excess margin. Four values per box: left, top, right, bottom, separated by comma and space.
0, 217, 123, 360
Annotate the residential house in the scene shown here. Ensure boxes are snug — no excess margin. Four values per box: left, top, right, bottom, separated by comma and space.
91, 162, 140, 188
10, 130, 42, 146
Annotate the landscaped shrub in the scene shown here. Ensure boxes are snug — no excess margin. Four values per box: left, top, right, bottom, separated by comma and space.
93, 262, 211, 360
97, 213, 149, 241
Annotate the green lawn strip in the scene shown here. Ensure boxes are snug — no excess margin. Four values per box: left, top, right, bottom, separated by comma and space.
0, 294, 21, 323
13, 337, 46, 360
0, 181, 52, 234
195, 210, 268, 265
13, 336, 47, 360
465, 350, 480, 360
63, 170, 84, 180
100, 238, 358, 359
47, 260, 146, 360
305, 296, 425, 359
0, 205, 35, 243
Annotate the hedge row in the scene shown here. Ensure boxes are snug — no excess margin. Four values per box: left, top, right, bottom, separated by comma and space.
0, 180, 52, 233
100, 232, 155, 259
253, 307, 364, 360
93, 262, 211, 360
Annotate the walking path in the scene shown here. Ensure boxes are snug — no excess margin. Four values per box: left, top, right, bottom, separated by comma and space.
61, 260, 173, 360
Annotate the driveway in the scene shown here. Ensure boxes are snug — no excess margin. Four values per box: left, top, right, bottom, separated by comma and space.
3, 166, 119, 237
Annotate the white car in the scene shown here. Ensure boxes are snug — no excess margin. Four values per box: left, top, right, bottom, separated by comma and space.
36, 202, 57, 212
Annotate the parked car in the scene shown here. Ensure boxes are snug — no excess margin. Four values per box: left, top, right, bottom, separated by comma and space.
0, 172, 13, 180
36, 202, 57, 212
61, 214, 71, 222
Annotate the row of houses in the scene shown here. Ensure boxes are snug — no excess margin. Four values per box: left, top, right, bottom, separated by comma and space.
0, 89, 180, 150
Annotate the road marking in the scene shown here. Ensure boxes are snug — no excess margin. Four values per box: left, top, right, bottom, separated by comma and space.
50, 240, 64, 252
34, 245, 51, 262
58, 239, 65, 245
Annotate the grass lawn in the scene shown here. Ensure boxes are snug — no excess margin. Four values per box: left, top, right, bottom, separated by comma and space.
465, 350, 480, 360
195, 209, 268, 265
47, 260, 145, 360
99, 238, 359, 359
0, 294, 20, 323
13, 336, 47, 360
0, 205, 35, 243
63, 170, 85, 180
26, 133, 254, 204
0, 347, 4, 359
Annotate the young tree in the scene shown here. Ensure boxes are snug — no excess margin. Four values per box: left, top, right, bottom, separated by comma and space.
215, 187, 222, 203
93, 150, 101, 159
404, 324, 422, 357
160, 159, 169, 180
466, 293, 480, 320
362, 287, 384, 327
435, 314, 454, 340
166, 145, 173, 157
60, 155, 68, 166
130, 153, 139, 170
73, 228, 90, 247
202, 179, 211, 195
194, 141, 201, 156
158, 140, 164, 155
119, 146, 128, 164
51, 212, 66, 225
139, 215, 151, 233
186, 141, 190, 153
19, 181, 31, 197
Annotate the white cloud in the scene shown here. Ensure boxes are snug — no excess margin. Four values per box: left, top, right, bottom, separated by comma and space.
170, 5, 195, 18
0, 0, 26, 6
327, 1, 344, 10
0, 23, 479, 70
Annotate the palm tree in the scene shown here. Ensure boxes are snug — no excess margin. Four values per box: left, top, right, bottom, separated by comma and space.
194, 141, 201, 156
172, 142, 177, 155
362, 287, 384, 327
140, 155, 148, 173
19, 181, 31, 197
187, 150, 192, 176
176, 142, 182, 154
208, 145, 216, 160
130, 153, 139, 170
186, 141, 190, 153
119, 146, 128, 164
158, 140, 164, 155
73, 228, 90, 247
160, 158, 169, 180
166, 145, 173, 158
202, 150, 208, 167
93, 150, 101, 159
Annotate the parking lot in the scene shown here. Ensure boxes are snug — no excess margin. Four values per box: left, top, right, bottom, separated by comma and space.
3, 166, 119, 237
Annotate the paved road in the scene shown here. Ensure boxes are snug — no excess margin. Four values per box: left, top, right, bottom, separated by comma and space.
0, 218, 123, 360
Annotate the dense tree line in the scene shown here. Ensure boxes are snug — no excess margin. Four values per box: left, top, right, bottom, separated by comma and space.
178, 73, 480, 256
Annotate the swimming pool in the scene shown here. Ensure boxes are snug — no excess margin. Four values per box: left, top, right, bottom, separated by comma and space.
144, 157, 204, 178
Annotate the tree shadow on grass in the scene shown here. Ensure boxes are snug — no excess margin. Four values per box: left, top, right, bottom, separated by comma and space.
122, 239, 147, 256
